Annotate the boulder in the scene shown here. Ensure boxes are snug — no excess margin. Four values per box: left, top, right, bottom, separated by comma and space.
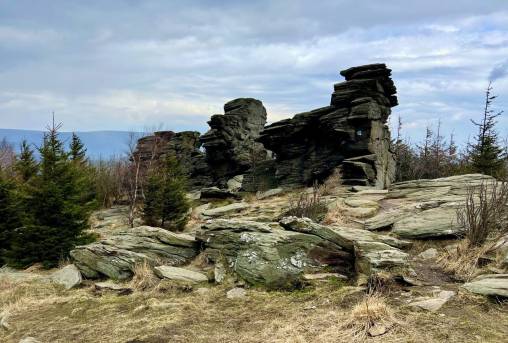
50, 264, 82, 289
153, 266, 208, 283
71, 226, 199, 280
462, 274, 508, 298
197, 219, 353, 289
227, 175, 244, 192
226, 287, 247, 299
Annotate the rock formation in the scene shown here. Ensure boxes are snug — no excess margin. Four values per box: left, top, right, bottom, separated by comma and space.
134, 130, 212, 188
257, 63, 397, 188
200, 98, 268, 186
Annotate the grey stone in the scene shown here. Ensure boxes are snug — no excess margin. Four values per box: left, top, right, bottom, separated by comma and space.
462, 274, 508, 297
409, 290, 455, 312
226, 287, 247, 299
227, 175, 244, 192
50, 264, 82, 289
153, 266, 208, 283
417, 248, 439, 260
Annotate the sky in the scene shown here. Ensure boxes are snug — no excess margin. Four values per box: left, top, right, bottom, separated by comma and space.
0, 0, 507, 144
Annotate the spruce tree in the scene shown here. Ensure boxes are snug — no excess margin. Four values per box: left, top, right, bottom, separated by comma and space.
142, 172, 163, 226
70, 132, 87, 163
0, 175, 22, 265
469, 82, 505, 177
6, 122, 95, 268
159, 156, 190, 229
141, 156, 190, 230
15, 140, 38, 182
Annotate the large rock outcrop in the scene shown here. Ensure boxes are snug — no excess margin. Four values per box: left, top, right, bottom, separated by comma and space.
257, 63, 397, 188
196, 217, 410, 289
70, 226, 199, 280
200, 98, 268, 186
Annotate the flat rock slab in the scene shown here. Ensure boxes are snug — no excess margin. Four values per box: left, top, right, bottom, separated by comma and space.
409, 290, 455, 312
202, 203, 250, 217
462, 274, 508, 297
392, 207, 461, 239
256, 188, 283, 200
344, 199, 379, 208
154, 266, 208, 283
303, 273, 348, 281
50, 264, 82, 289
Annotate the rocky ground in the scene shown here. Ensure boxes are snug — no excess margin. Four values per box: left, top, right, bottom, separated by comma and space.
1, 174, 508, 342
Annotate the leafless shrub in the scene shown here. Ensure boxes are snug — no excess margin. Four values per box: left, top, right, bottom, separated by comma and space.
0, 138, 15, 175
457, 180, 508, 247
285, 182, 328, 222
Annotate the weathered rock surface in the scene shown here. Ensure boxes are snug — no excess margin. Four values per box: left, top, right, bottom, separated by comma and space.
197, 219, 353, 289
202, 202, 250, 217
200, 187, 240, 200
50, 264, 82, 289
153, 266, 208, 283
134, 130, 213, 188
280, 216, 410, 276
409, 290, 455, 312
257, 64, 397, 188
363, 174, 496, 239
462, 274, 508, 297
200, 98, 268, 185
71, 226, 199, 280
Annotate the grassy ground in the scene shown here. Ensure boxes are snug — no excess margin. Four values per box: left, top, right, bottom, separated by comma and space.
1, 276, 507, 343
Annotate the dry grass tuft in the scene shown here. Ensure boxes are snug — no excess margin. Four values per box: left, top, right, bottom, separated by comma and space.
322, 203, 351, 226
339, 293, 397, 342
319, 168, 343, 196
129, 260, 160, 291
437, 239, 495, 281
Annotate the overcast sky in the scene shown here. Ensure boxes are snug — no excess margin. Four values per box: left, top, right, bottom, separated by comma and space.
1, 0, 507, 143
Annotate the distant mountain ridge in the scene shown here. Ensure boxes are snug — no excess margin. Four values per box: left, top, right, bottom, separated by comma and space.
0, 128, 143, 159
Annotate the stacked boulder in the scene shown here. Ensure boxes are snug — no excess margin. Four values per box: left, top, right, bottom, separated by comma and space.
257, 63, 397, 188
200, 98, 268, 187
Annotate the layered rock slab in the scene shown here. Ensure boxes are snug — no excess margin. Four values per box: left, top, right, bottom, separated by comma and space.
257, 64, 397, 188
200, 98, 268, 185
71, 226, 199, 280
